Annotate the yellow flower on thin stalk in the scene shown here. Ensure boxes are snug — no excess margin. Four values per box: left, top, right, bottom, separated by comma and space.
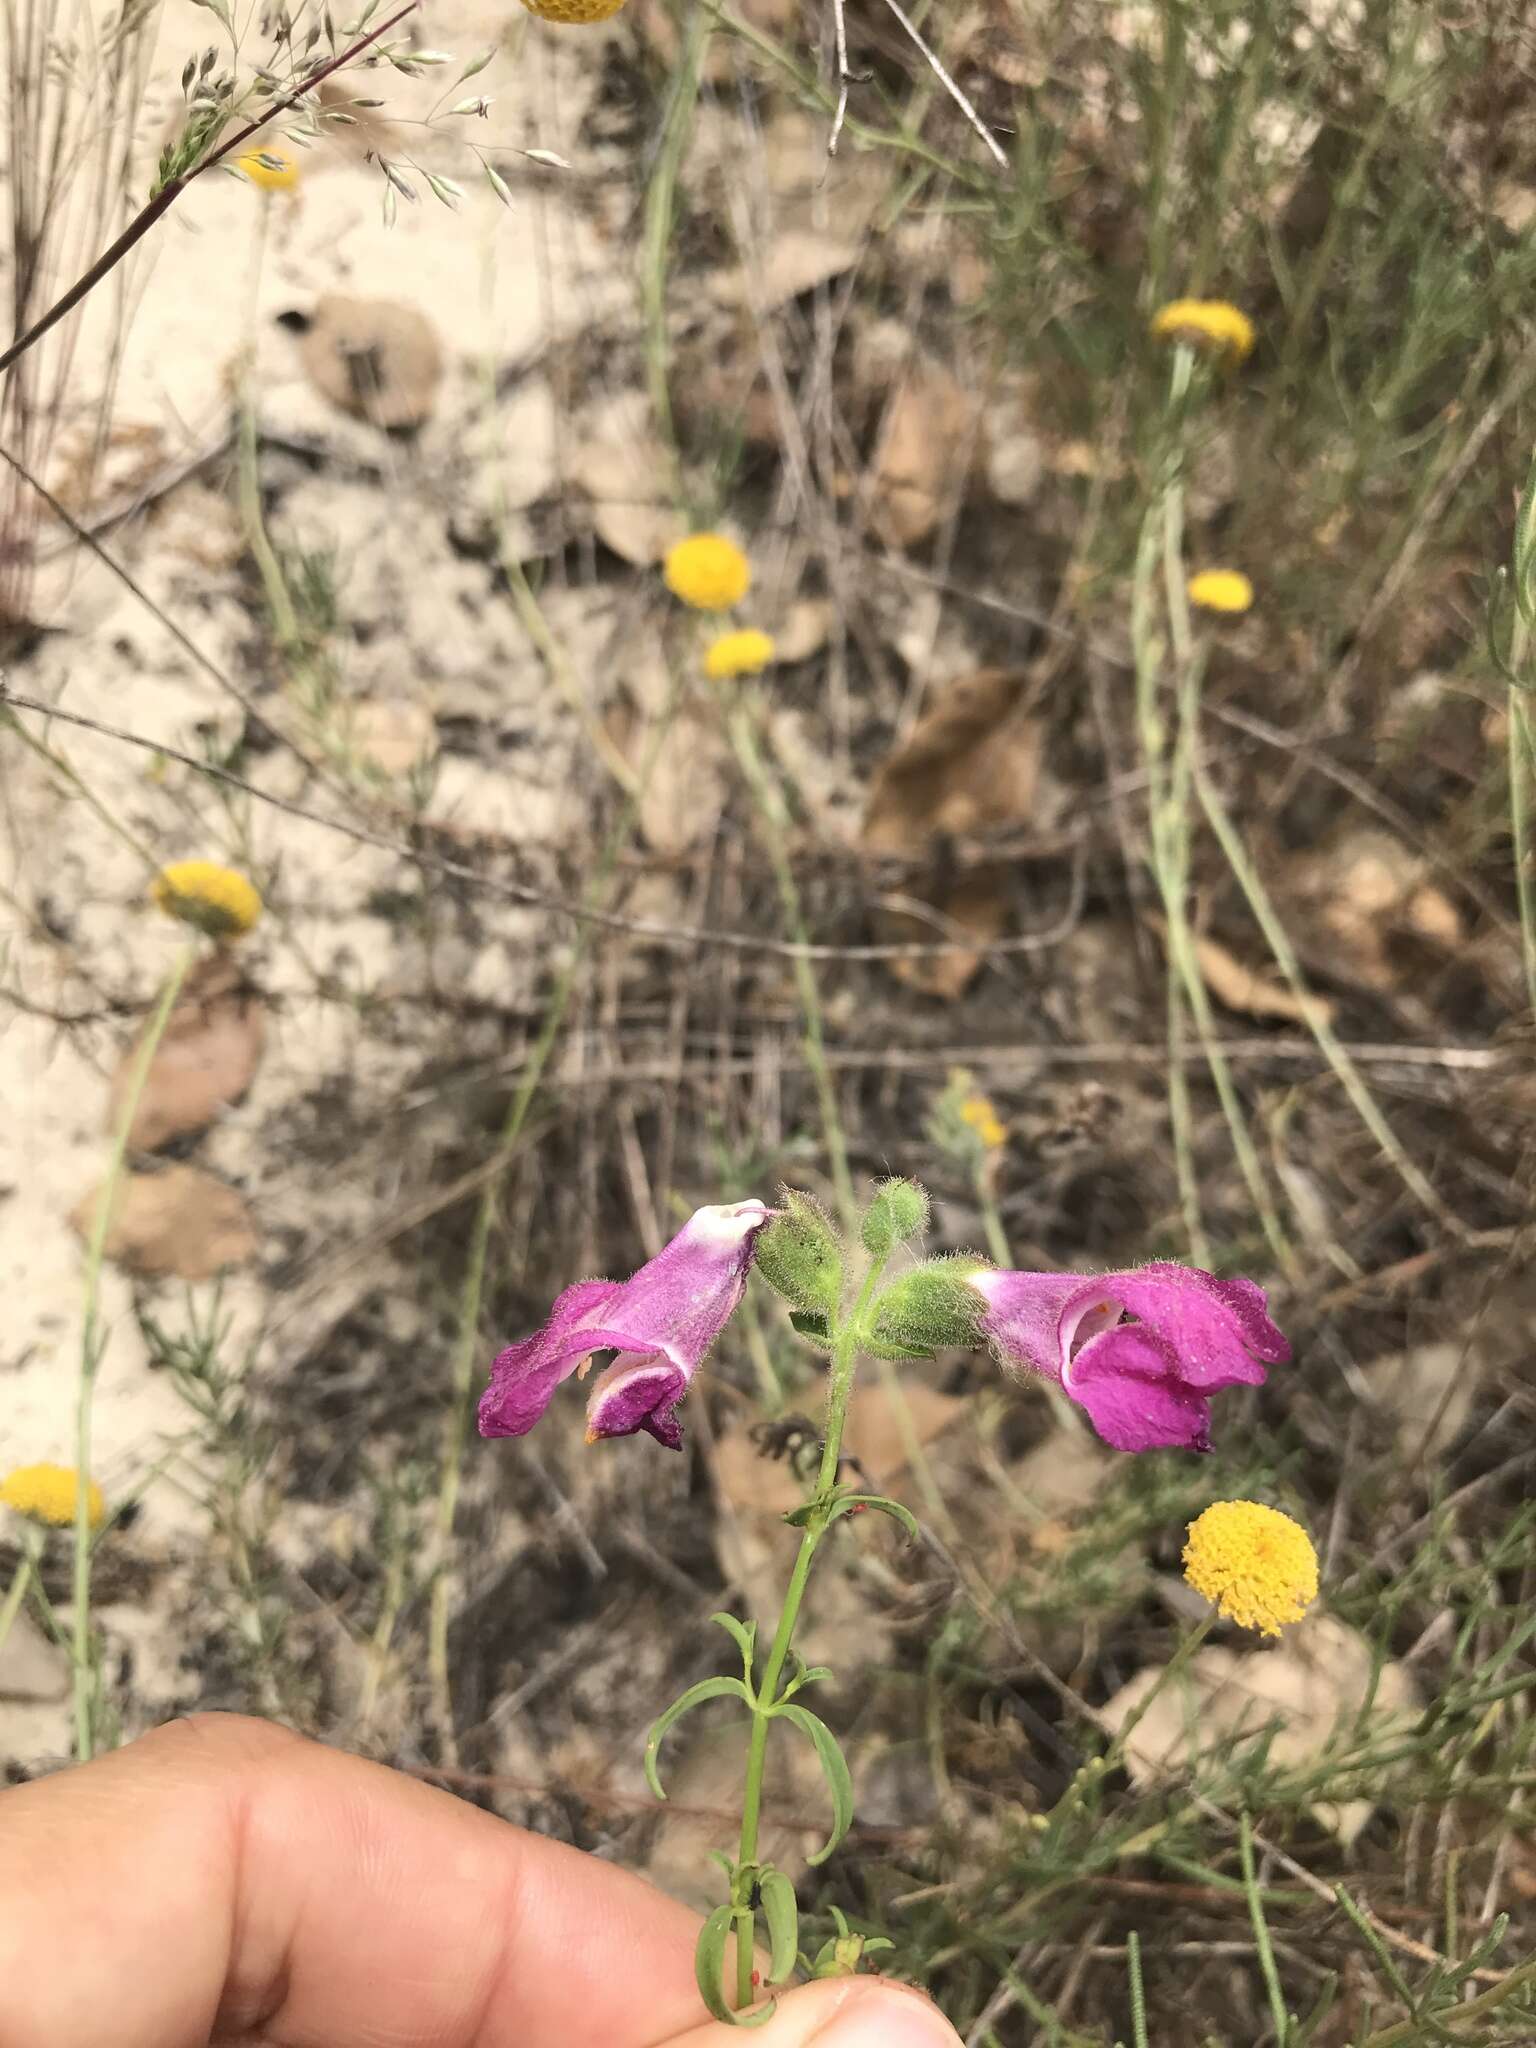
705, 628, 776, 681
151, 860, 262, 940
1183, 1500, 1318, 1637
1187, 569, 1254, 615
521, 0, 629, 16
236, 149, 301, 193
959, 1092, 1008, 1151
664, 534, 751, 613
1, 1463, 106, 1530
1150, 298, 1256, 364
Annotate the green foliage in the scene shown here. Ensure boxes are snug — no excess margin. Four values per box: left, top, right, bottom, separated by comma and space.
768, 1702, 854, 1866
643, 1676, 754, 1801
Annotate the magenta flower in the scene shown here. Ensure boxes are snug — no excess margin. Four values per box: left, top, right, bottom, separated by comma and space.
478, 1200, 769, 1450
968, 1262, 1289, 1453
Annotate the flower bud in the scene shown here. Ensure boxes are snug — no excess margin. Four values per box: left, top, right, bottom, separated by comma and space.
754, 1192, 846, 1318
867, 1260, 985, 1357
859, 1178, 929, 1260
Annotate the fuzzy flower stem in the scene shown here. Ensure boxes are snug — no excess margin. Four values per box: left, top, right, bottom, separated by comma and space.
731, 1257, 884, 2008
74, 940, 194, 1760
1130, 353, 1207, 1264
1509, 684, 1536, 1023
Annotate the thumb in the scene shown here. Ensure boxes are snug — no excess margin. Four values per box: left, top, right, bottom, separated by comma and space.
659, 1976, 964, 2048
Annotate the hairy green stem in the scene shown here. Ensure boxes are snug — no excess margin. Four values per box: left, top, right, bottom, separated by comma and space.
74, 939, 194, 1759
730, 1265, 882, 2007
1509, 686, 1536, 1022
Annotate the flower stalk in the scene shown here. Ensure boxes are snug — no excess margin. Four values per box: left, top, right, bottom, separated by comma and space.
74, 938, 194, 1760
727, 1255, 883, 2009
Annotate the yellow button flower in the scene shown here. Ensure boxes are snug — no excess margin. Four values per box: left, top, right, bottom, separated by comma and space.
521, 0, 629, 19
236, 149, 301, 192
1183, 1500, 1318, 1636
1, 1463, 106, 1530
959, 1093, 1007, 1150
704, 628, 776, 680
151, 860, 263, 939
1187, 569, 1254, 614
1150, 299, 1255, 364
663, 534, 751, 612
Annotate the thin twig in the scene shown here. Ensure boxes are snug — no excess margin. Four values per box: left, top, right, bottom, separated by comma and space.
874, 0, 1008, 169
0, 688, 1087, 965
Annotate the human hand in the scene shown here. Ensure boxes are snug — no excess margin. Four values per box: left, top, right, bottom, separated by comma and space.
0, 1713, 963, 2048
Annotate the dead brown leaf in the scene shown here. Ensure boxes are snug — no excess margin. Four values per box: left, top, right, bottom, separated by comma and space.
869, 355, 980, 546
71, 1164, 259, 1279
293, 295, 443, 431
111, 953, 265, 1151
860, 668, 1042, 997
1293, 828, 1464, 993
1149, 914, 1336, 1027
638, 706, 729, 855
1101, 1614, 1419, 1846
570, 399, 685, 565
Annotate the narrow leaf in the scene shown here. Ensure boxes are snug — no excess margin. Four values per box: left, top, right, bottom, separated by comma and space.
695, 1906, 776, 2028
772, 1703, 853, 1864
758, 1868, 799, 1984
783, 1492, 920, 1540
644, 1675, 751, 1801
694, 1906, 739, 2025
710, 1611, 758, 1685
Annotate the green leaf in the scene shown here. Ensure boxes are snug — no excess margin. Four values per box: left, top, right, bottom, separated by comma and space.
695, 1906, 777, 2028
710, 1611, 758, 1687
771, 1703, 853, 1865
644, 1676, 752, 1801
783, 1491, 921, 1541
694, 1906, 740, 2024
758, 1868, 800, 1984
788, 1311, 833, 1350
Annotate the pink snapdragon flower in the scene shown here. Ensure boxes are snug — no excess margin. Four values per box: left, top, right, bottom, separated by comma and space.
478, 1200, 770, 1449
969, 1262, 1289, 1453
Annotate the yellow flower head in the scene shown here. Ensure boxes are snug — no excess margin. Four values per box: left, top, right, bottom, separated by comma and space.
1, 1463, 106, 1530
521, 0, 629, 19
704, 628, 776, 681
1183, 1500, 1318, 1637
1187, 569, 1254, 615
236, 149, 301, 193
151, 860, 263, 940
1150, 299, 1256, 364
663, 534, 751, 612
959, 1093, 1007, 1151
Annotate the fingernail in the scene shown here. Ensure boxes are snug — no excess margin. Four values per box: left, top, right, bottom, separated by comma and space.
809, 1982, 962, 2048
